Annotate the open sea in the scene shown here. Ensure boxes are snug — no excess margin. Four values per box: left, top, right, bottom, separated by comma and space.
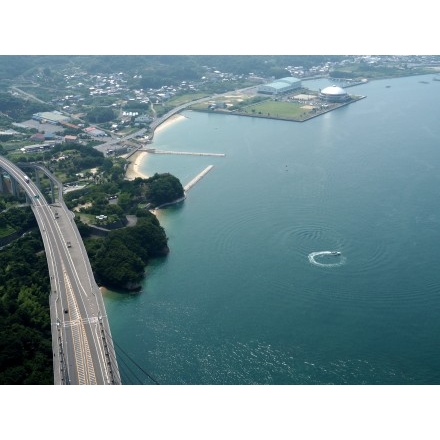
103, 74, 440, 385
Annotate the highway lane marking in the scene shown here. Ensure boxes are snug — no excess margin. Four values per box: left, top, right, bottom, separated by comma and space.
63, 264, 97, 384
60, 317, 99, 327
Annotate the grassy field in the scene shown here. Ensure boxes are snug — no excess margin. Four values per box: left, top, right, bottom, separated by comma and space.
190, 89, 366, 122
188, 87, 324, 120
166, 93, 208, 107
242, 101, 311, 119
76, 213, 96, 225
191, 99, 318, 121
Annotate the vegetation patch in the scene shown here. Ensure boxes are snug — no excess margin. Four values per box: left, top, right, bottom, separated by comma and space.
329, 64, 435, 80
0, 210, 52, 385
0, 225, 16, 238
165, 93, 208, 107
83, 211, 169, 291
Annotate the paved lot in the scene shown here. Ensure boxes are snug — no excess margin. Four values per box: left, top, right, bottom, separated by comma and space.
21, 119, 65, 134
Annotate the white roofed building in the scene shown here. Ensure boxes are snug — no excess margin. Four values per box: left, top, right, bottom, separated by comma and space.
32, 111, 70, 125
319, 85, 349, 102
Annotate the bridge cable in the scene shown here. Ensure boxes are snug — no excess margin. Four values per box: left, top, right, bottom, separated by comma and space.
99, 329, 142, 385
113, 350, 145, 385
103, 327, 160, 385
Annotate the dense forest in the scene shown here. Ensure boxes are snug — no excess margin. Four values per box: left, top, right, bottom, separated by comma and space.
0, 208, 53, 384
0, 205, 36, 236
0, 92, 51, 120
86, 107, 116, 124
82, 211, 169, 290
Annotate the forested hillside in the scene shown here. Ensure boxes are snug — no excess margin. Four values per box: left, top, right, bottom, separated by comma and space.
0, 209, 53, 385
0, 55, 346, 82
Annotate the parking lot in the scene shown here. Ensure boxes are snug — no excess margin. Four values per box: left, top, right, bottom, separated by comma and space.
20, 119, 66, 134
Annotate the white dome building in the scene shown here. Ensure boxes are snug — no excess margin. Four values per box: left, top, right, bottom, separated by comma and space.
319, 85, 349, 102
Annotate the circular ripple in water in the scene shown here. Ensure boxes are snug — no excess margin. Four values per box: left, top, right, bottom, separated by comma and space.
308, 250, 347, 267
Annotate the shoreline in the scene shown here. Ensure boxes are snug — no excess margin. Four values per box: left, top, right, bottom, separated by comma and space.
154, 113, 186, 134
125, 150, 150, 180
124, 89, 365, 181
124, 113, 187, 180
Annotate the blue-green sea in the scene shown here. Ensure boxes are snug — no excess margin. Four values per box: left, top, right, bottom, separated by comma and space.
103, 74, 440, 384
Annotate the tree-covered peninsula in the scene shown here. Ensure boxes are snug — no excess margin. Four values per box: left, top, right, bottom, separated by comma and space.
80, 210, 170, 291
64, 171, 184, 290
3, 141, 184, 291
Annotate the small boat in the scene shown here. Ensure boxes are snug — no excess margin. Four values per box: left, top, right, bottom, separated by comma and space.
331, 251, 341, 256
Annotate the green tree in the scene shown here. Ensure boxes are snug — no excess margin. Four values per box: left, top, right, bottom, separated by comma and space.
86, 107, 115, 123
117, 192, 132, 212
147, 173, 184, 206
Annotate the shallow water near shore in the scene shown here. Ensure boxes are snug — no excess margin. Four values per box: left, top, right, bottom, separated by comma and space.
103, 74, 440, 384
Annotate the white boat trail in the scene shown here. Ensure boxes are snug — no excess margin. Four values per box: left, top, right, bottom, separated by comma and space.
308, 251, 346, 267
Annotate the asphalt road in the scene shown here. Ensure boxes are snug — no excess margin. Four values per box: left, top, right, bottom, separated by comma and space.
0, 157, 120, 385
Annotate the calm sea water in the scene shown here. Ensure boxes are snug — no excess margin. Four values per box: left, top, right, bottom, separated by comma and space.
103, 74, 440, 384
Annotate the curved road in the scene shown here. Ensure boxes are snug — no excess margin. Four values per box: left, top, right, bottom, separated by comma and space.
0, 156, 120, 385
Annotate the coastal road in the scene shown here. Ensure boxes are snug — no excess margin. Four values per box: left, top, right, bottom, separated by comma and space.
0, 156, 120, 385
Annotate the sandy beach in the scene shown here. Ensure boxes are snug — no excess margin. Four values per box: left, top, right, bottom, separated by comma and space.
125, 151, 149, 180
125, 150, 150, 180
154, 113, 186, 134
125, 113, 187, 180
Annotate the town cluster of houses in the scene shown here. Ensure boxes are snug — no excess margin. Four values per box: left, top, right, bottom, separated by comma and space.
10, 56, 440, 156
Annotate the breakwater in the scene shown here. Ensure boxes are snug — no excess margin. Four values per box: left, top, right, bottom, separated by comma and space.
143, 148, 225, 157
184, 165, 214, 192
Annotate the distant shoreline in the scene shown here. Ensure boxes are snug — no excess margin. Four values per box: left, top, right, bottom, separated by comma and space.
124, 87, 369, 180
191, 94, 366, 123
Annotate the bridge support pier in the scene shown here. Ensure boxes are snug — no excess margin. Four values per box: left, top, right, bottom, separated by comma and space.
10, 176, 19, 197
35, 168, 41, 189
49, 179, 55, 204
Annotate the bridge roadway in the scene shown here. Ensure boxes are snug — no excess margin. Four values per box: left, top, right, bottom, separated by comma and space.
0, 156, 121, 385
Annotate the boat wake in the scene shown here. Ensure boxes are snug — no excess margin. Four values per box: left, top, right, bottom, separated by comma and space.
308, 251, 346, 268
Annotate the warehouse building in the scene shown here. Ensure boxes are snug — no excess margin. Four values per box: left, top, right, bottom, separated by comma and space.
32, 111, 71, 125
258, 77, 302, 95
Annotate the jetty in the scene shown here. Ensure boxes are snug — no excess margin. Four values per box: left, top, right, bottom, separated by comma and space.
141, 147, 225, 157
184, 165, 214, 192
152, 165, 215, 212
